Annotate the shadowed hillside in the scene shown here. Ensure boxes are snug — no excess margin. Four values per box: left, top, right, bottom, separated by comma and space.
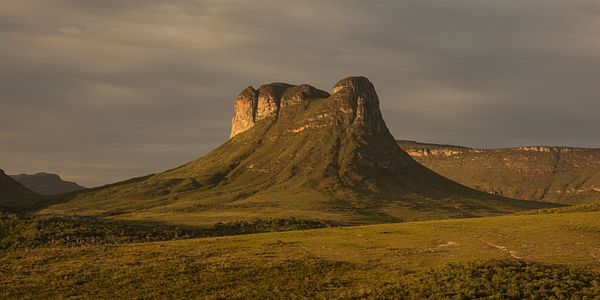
0, 169, 44, 211
398, 140, 600, 204
40, 77, 556, 226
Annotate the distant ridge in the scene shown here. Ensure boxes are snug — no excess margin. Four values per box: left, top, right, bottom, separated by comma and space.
11, 172, 86, 195
398, 140, 600, 204
40, 77, 557, 225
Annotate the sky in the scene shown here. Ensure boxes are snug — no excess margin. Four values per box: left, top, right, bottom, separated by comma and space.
1, 0, 600, 187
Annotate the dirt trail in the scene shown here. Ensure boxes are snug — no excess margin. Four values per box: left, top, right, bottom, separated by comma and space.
479, 239, 522, 259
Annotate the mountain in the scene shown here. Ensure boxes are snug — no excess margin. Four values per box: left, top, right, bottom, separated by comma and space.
10, 172, 85, 195
0, 168, 44, 211
398, 140, 600, 204
41, 76, 556, 225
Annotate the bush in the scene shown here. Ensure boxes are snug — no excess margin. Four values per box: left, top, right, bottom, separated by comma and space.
358, 259, 600, 299
0, 212, 333, 249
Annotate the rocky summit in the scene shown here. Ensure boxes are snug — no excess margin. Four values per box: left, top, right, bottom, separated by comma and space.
230, 83, 330, 137
41, 76, 557, 226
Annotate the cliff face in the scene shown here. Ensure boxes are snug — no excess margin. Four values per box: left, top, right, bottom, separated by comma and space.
398, 140, 600, 204
43, 77, 556, 226
331, 77, 387, 133
230, 83, 330, 138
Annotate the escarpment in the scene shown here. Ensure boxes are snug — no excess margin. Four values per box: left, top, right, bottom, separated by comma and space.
398, 140, 600, 204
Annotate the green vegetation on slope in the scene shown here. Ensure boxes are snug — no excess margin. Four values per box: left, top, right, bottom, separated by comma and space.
2, 211, 600, 298
398, 140, 600, 204
38, 77, 556, 227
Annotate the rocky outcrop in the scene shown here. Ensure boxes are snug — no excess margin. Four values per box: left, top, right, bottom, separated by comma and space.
331, 76, 386, 133
406, 148, 470, 157
229, 83, 329, 138
230, 87, 258, 138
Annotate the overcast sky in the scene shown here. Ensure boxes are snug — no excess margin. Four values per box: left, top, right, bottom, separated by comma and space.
2, 0, 600, 187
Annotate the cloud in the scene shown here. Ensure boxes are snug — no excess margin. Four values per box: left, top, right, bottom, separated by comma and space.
1, 0, 599, 186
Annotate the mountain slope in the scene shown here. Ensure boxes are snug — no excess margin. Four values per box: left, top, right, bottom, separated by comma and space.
0, 169, 44, 211
398, 140, 600, 204
41, 77, 556, 225
10, 172, 85, 195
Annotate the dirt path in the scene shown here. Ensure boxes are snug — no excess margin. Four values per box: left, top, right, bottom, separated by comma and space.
479, 239, 522, 259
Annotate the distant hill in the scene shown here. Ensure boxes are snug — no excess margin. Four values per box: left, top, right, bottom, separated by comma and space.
10, 172, 85, 195
0, 169, 44, 211
398, 140, 600, 204
40, 77, 556, 226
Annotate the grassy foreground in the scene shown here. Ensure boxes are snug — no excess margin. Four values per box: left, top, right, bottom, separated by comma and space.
2, 211, 600, 298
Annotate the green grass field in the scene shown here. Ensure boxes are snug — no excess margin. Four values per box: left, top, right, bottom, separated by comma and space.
3, 211, 600, 298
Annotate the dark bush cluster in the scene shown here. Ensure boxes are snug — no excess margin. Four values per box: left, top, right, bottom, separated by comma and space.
210, 218, 332, 235
0, 212, 332, 250
524, 201, 600, 215
358, 259, 600, 299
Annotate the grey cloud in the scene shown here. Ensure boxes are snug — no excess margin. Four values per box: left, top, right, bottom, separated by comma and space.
1, 0, 600, 186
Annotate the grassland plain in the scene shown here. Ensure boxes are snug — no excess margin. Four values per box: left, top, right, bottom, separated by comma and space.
2, 211, 600, 298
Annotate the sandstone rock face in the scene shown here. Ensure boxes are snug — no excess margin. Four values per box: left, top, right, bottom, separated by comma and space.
229, 76, 388, 138
229, 83, 330, 138
230, 87, 258, 138
331, 76, 386, 133
256, 83, 291, 121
